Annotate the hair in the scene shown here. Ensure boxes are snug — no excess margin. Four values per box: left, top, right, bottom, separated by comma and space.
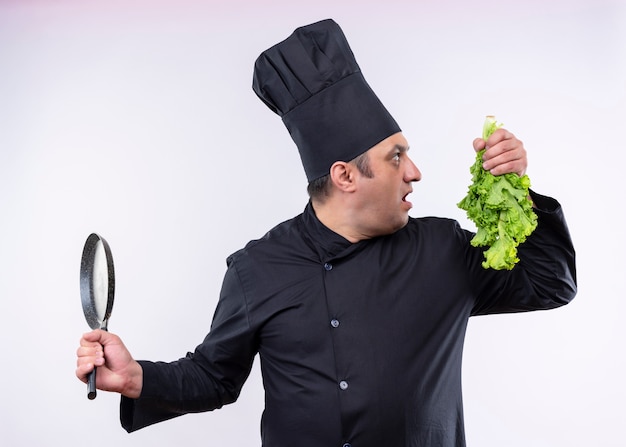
307, 151, 373, 202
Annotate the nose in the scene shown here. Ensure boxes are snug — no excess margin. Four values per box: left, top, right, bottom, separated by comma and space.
404, 155, 422, 183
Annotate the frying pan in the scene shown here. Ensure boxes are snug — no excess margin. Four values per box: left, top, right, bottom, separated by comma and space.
79, 233, 115, 400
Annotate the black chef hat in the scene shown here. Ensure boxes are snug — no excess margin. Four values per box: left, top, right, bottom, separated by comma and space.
252, 19, 401, 182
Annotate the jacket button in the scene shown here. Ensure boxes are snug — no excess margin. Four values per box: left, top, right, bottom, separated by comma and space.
339, 380, 348, 390
324, 262, 333, 271
330, 319, 340, 328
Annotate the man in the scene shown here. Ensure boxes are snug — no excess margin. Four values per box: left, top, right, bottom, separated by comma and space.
76, 19, 576, 447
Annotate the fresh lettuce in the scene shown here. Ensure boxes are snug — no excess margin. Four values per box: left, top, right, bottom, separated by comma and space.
457, 116, 537, 270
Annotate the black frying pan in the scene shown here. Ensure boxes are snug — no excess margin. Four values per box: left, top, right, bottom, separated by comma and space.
79, 233, 115, 400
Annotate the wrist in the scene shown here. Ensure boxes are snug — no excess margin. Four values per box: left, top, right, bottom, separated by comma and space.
122, 360, 143, 399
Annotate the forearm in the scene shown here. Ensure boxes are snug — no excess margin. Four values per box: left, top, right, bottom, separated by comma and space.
120, 260, 260, 432
120, 357, 231, 433
470, 190, 577, 315
515, 190, 577, 306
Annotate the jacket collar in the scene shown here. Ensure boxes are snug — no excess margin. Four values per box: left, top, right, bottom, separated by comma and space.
300, 201, 363, 262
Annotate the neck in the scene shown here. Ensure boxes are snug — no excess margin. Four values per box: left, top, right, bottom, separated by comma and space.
311, 198, 367, 244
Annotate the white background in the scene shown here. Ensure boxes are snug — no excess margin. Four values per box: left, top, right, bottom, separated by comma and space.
1, 0, 624, 445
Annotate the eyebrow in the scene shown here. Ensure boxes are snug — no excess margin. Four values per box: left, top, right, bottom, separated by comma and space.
388, 143, 410, 155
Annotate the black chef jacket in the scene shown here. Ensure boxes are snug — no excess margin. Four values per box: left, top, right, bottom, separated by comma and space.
121, 191, 576, 447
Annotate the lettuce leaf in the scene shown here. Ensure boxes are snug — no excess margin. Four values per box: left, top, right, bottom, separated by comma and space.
457, 116, 537, 270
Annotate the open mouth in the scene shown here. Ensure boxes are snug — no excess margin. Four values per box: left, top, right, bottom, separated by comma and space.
402, 191, 413, 208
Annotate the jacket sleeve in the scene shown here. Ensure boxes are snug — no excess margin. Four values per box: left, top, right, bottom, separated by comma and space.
470, 190, 577, 316
120, 256, 259, 432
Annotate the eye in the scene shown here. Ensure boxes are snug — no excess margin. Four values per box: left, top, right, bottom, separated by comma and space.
392, 152, 401, 163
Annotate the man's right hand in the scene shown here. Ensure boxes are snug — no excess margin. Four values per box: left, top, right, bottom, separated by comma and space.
76, 329, 143, 399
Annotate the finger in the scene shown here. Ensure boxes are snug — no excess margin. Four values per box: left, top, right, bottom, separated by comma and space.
81, 329, 105, 343
482, 141, 526, 175
483, 137, 524, 162
76, 362, 95, 383
484, 145, 523, 165
473, 137, 485, 152
486, 159, 526, 177
78, 337, 101, 350
485, 128, 513, 147
76, 344, 103, 359
483, 149, 523, 170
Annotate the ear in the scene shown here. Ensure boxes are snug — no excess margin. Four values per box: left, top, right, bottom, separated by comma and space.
329, 161, 357, 193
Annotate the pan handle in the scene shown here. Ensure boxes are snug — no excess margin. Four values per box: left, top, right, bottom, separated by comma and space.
87, 368, 97, 400
86, 325, 109, 400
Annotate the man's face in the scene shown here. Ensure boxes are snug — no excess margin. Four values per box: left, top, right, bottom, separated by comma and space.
352, 132, 421, 237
